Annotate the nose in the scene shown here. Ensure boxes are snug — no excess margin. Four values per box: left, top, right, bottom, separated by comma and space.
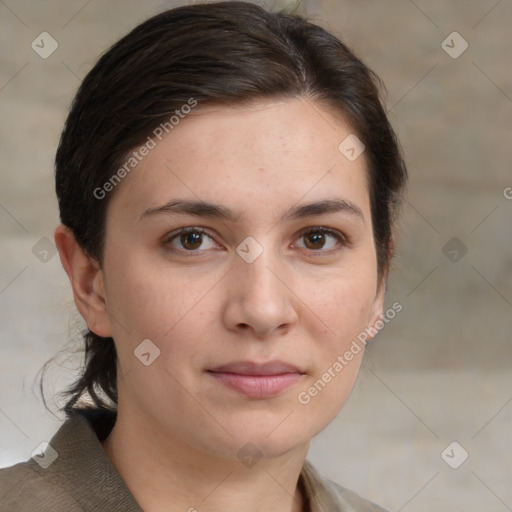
221, 246, 299, 339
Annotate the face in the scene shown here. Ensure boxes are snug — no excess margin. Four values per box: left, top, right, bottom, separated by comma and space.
95, 98, 385, 460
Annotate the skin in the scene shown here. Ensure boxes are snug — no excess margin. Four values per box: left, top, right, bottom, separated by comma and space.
55, 97, 389, 512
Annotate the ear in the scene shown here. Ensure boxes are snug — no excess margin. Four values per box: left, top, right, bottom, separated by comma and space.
54, 224, 113, 338
366, 236, 395, 341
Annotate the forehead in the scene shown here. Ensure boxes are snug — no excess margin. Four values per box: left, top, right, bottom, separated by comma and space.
107, 98, 371, 223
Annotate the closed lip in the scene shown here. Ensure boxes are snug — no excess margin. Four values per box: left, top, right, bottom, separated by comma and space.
208, 360, 304, 375
207, 360, 305, 399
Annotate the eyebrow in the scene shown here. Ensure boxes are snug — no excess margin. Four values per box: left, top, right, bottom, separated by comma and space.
140, 198, 365, 224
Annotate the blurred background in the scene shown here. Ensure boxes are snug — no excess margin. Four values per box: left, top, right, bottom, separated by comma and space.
0, 1, 511, 510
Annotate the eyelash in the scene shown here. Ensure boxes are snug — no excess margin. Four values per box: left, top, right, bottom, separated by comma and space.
163, 226, 348, 256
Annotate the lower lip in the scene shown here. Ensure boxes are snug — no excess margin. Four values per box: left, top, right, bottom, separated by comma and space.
208, 372, 303, 399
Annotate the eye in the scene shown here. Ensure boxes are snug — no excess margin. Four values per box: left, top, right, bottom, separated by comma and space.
294, 227, 346, 253
163, 226, 347, 255
164, 227, 219, 253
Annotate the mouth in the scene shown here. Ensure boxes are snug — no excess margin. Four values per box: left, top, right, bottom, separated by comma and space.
207, 360, 305, 399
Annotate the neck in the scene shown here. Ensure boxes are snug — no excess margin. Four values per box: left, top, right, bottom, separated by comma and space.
101, 406, 310, 512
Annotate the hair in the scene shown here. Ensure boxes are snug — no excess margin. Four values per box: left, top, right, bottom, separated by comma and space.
43, 1, 407, 418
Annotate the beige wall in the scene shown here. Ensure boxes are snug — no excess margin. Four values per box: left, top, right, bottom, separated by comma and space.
1, 1, 511, 511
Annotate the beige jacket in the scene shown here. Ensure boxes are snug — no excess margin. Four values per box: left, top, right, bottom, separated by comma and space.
0, 409, 390, 511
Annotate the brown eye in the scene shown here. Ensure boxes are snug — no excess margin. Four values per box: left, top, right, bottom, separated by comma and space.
296, 227, 345, 253
180, 231, 203, 250
303, 231, 326, 250
165, 227, 217, 252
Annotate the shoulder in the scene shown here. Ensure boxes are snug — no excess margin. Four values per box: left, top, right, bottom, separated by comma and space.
325, 479, 392, 512
0, 459, 82, 512
301, 459, 392, 512
0, 409, 142, 512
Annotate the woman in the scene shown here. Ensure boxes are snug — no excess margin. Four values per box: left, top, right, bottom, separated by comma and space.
0, 2, 407, 511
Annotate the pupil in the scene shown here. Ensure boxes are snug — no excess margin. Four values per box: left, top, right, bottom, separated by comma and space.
306, 233, 324, 249
182, 232, 202, 249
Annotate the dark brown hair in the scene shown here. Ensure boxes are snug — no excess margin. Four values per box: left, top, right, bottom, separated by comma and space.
44, 1, 407, 418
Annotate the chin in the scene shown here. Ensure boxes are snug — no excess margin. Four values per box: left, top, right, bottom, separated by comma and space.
206, 417, 317, 462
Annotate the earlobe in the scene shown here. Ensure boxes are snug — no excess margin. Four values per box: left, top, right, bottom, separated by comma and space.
54, 224, 113, 338
366, 236, 394, 341
387, 235, 395, 265
366, 289, 385, 343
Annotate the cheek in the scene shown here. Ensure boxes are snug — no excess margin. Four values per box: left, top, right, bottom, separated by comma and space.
295, 275, 374, 426
103, 252, 218, 366
105, 250, 187, 327
309, 269, 378, 343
